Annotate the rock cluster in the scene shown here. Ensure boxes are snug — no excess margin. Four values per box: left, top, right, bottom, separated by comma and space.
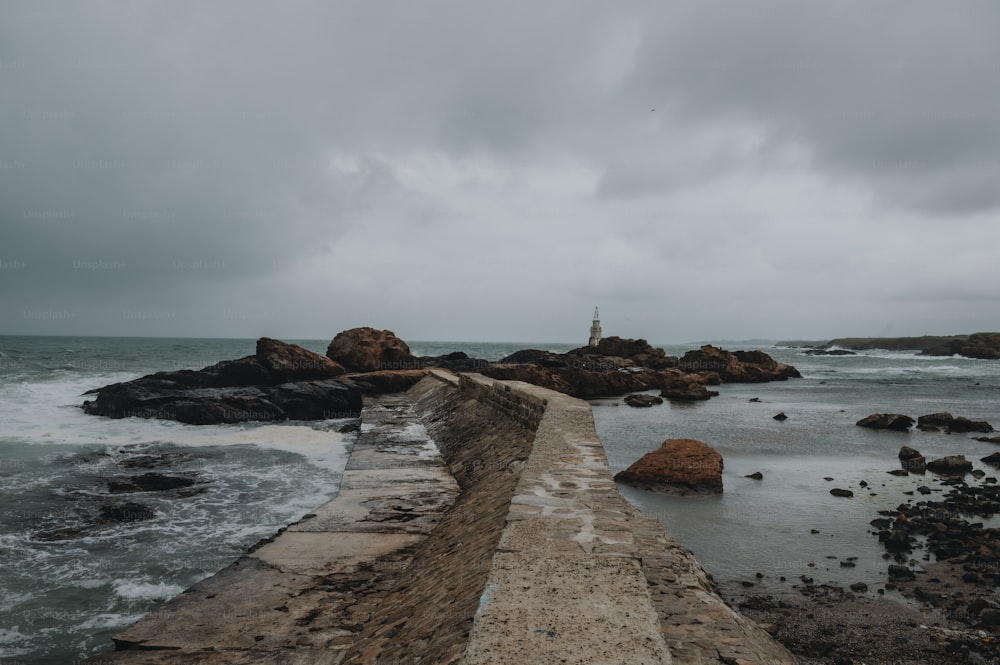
917, 412, 994, 433
856, 413, 915, 431
677, 346, 802, 382
82, 333, 433, 425
425, 339, 798, 401
614, 438, 724, 494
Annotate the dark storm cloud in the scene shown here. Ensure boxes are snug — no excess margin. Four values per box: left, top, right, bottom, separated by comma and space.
1, 0, 998, 341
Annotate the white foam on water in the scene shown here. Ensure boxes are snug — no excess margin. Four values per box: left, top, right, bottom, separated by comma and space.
112, 580, 185, 602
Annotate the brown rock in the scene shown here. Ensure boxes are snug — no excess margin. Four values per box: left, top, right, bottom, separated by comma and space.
917, 412, 993, 433
659, 378, 717, 401
898, 446, 927, 472
256, 337, 346, 381
326, 327, 420, 373
677, 345, 801, 382
856, 413, 914, 431
614, 438, 723, 494
926, 455, 973, 475
624, 394, 664, 408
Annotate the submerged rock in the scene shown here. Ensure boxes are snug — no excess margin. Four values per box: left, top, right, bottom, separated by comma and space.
856, 413, 915, 431
830, 488, 854, 498
108, 473, 196, 493
614, 438, 723, 494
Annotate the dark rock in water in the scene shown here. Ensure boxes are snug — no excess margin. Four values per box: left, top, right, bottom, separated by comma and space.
881, 528, 912, 553
326, 327, 420, 372
926, 455, 973, 475
917, 486, 932, 495
660, 381, 717, 401
830, 488, 854, 498
898, 446, 927, 472
745, 471, 764, 480
981, 453, 1000, 468
850, 582, 868, 592
804, 348, 857, 356
773, 412, 788, 421
614, 438, 723, 494
83, 337, 364, 425
108, 473, 196, 493
624, 393, 663, 408
918, 412, 993, 433
98, 502, 155, 523
887, 565, 916, 580
748, 397, 761, 402
887, 469, 910, 477
977, 435, 1000, 444
840, 560, 856, 567
856, 413, 914, 431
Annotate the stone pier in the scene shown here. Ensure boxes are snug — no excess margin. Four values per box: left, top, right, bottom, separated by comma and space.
86, 370, 796, 664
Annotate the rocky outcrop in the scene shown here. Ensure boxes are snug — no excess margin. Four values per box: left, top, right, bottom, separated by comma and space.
898, 446, 927, 472
569, 336, 677, 370
624, 394, 663, 407
917, 412, 994, 433
614, 438, 723, 494
83, 338, 363, 424
326, 327, 420, 372
823, 332, 1000, 359
920, 332, 1000, 359
856, 413, 915, 431
677, 345, 801, 382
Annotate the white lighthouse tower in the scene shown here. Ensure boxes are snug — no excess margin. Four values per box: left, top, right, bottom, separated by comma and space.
588, 306, 602, 347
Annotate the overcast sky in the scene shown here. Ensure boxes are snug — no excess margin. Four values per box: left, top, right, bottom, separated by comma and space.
2, 1, 998, 344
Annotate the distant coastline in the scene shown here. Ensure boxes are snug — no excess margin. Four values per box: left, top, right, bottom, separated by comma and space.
778, 332, 1000, 359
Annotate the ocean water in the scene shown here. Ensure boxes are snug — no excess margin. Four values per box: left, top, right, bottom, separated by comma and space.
1, 336, 998, 661
0, 336, 356, 664
591, 345, 1000, 600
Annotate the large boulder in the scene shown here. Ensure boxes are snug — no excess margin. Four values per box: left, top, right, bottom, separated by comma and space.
326, 327, 420, 372
898, 446, 927, 472
926, 455, 973, 475
677, 346, 801, 382
856, 413, 915, 431
917, 412, 993, 434
614, 438, 724, 494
